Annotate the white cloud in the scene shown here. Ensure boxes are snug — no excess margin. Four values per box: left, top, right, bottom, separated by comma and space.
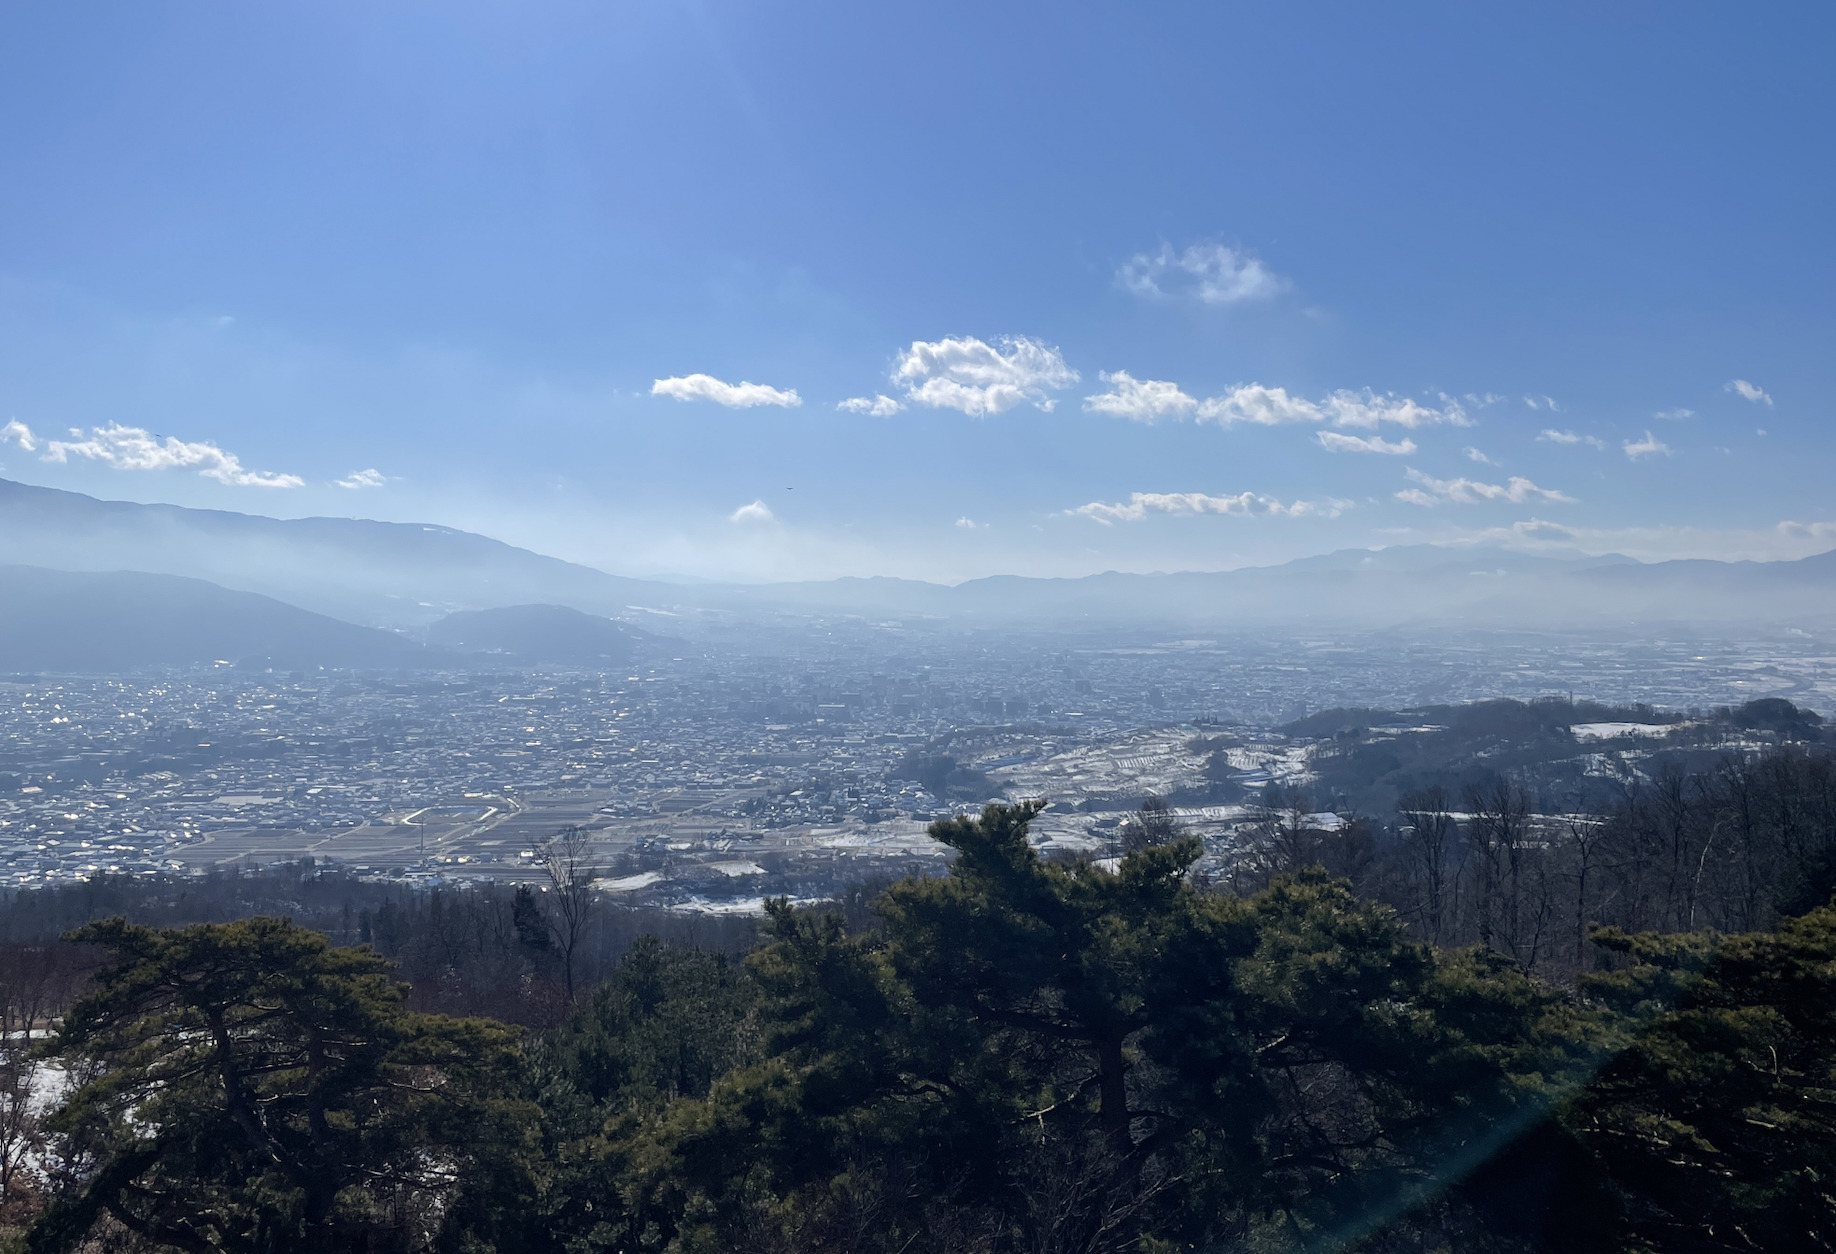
1196, 385, 1468, 429
1623, 430, 1670, 460
1508, 518, 1578, 543
1380, 514, 1836, 565
1654, 408, 1694, 421
954, 516, 984, 529
1195, 383, 1322, 425
1523, 395, 1562, 411
1537, 428, 1606, 450
1070, 378, 1467, 432
652, 374, 802, 408
1464, 447, 1497, 465
1083, 371, 1199, 423
837, 394, 903, 417
1317, 431, 1416, 455
892, 335, 1078, 416
1, 419, 36, 451
1726, 379, 1773, 405
1069, 490, 1350, 525
729, 500, 776, 524
1395, 467, 1574, 507
1384, 517, 1836, 565
335, 468, 387, 490
1116, 241, 1286, 305
1324, 389, 1470, 430
1778, 519, 1836, 541
40, 422, 303, 487
1464, 392, 1506, 407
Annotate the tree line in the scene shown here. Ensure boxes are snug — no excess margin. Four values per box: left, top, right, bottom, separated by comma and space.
6, 737, 1836, 1251
1223, 742, 1836, 983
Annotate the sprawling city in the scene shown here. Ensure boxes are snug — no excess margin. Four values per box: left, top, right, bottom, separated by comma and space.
6, 623, 1833, 908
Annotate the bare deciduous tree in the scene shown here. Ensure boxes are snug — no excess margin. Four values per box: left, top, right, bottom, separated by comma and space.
1121, 796, 1183, 853
0, 944, 78, 1224
1464, 778, 1532, 958
1398, 786, 1455, 946
530, 826, 599, 1001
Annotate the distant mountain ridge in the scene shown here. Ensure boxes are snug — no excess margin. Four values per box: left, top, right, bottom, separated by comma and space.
0, 477, 668, 628
0, 566, 434, 672
4, 477, 1836, 636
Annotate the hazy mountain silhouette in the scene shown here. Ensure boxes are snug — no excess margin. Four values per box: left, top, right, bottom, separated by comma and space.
6, 477, 1836, 634
0, 566, 433, 672
713, 546, 1808, 629
427, 604, 651, 665
0, 477, 669, 628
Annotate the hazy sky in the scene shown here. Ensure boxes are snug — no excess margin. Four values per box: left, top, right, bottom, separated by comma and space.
0, 2, 1831, 582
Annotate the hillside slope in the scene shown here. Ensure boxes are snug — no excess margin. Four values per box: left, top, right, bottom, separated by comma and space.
0, 478, 669, 628
0, 566, 434, 671
426, 604, 651, 664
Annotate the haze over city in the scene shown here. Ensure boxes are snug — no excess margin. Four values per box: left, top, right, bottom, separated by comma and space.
0, 3, 1830, 583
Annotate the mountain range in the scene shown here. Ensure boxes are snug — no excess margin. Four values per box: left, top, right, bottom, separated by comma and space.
0, 567, 667, 673
0, 476, 661, 628
3, 476, 1836, 671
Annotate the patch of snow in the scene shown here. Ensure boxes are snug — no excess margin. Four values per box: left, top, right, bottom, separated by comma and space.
668, 895, 830, 916
1571, 722, 1674, 742
593, 872, 664, 892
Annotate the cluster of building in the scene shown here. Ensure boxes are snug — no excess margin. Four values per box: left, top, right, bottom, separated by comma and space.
1, 625, 1830, 905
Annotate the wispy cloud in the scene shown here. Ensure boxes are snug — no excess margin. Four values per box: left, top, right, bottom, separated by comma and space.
1395, 467, 1573, 506
1069, 490, 1350, 524
1523, 395, 1562, 411
0, 419, 36, 451
1623, 430, 1670, 460
1193, 385, 1468, 429
1388, 516, 1836, 564
955, 516, 984, 529
335, 468, 387, 490
729, 500, 776, 524
1083, 371, 1198, 422
1506, 518, 1578, 543
1464, 447, 1497, 465
652, 374, 802, 408
36, 422, 302, 487
837, 394, 902, 417
1317, 431, 1415, 455
1116, 241, 1286, 305
1536, 428, 1606, 450
893, 335, 1078, 416
1726, 379, 1773, 405
1654, 408, 1694, 421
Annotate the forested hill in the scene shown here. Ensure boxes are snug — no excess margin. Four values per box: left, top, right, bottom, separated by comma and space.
1270, 693, 1825, 814
8, 727, 1836, 1252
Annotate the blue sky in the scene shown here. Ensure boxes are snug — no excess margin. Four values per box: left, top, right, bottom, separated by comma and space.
0, 1, 1831, 582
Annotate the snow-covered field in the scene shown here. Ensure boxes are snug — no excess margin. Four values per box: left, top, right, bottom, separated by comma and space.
1571, 722, 1677, 741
